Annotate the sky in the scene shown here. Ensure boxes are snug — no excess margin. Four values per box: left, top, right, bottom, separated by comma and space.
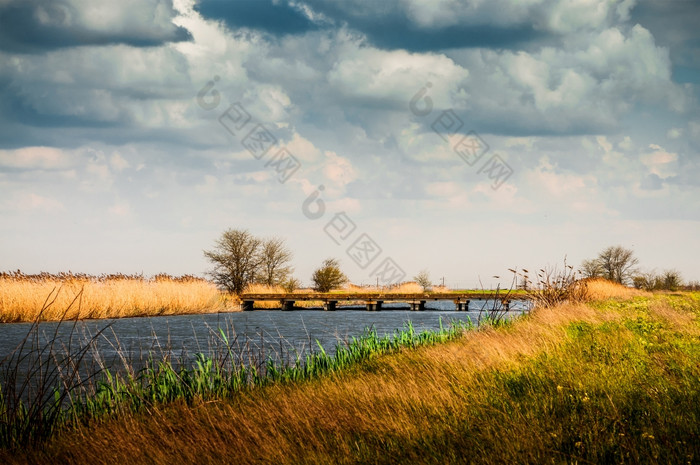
0, 0, 699, 289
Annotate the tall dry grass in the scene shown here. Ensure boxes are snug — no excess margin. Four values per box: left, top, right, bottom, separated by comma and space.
585, 277, 648, 301
242, 283, 320, 308
0, 272, 235, 322
343, 282, 447, 293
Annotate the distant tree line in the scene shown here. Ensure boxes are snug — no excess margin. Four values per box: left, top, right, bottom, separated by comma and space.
632, 270, 683, 292
580, 245, 686, 291
204, 228, 348, 294
205, 231, 694, 295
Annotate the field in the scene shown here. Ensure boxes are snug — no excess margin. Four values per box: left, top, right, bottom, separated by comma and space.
0, 272, 235, 322
2, 280, 698, 463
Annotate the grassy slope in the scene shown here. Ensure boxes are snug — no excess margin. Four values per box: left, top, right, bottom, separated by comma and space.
6, 292, 700, 464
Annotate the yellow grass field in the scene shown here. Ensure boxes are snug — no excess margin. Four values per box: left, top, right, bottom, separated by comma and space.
0, 272, 237, 322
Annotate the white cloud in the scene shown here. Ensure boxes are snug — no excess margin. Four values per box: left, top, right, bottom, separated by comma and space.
322, 151, 357, 192
13, 193, 65, 212
504, 137, 537, 149
33, 0, 187, 44
109, 153, 130, 172
666, 127, 683, 139
0, 0, 698, 283
328, 46, 468, 108
0, 146, 74, 170
283, 132, 322, 162
618, 136, 633, 151
396, 0, 637, 32
596, 136, 613, 153
641, 144, 678, 178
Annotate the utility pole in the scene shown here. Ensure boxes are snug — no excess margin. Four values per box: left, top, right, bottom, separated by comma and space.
441, 276, 445, 288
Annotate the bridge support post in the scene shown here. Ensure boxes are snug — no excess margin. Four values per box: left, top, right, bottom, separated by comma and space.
281, 300, 295, 311
455, 300, 463, 311
410, 300, 425, 311
366, 300, 383, 311
502, 300, 510, 311
324, 300, 337, 311
242, 300, 254, 311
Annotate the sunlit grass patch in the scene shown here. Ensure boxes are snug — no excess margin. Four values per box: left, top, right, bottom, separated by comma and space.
586, 278, 647, 301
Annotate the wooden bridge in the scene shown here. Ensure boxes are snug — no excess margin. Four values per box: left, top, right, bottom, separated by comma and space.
238, 292, 532, 311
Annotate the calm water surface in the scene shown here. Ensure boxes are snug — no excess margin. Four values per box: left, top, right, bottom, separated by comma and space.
0, 300, 529, 374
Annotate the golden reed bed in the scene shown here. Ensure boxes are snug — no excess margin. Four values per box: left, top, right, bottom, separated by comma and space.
0, 272, 236, 323
0, 275, 436, 320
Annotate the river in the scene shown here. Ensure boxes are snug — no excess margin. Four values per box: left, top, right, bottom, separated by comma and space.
0, 300, 529, 384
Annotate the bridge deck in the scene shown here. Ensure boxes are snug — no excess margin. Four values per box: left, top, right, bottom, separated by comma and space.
239, 292, 530, 301
238, 292, 530, 311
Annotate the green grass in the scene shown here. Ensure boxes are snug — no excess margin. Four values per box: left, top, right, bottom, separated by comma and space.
474, 318, 699, 463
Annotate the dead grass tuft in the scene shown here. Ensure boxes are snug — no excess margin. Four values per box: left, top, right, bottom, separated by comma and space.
585, 278, 648, 301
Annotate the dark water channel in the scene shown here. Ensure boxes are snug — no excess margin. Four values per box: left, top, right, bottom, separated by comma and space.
0, 300, 529, 389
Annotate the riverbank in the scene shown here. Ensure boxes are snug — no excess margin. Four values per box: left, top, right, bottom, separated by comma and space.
3, 282, 698, 463
0, 272, 235, 322
0, 274, 526, 321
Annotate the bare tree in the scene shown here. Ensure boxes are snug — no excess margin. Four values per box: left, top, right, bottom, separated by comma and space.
662, 269, 682, 291
632, 271, 659, 290
281, 277, 301, 293
580, 259, 603, 279
203, 229, 262, 294
311, 258, 348, 292
633, 269, 682, 291
257, 237, 293, 286
413, 269, 432, 292
596, 245, 639, 285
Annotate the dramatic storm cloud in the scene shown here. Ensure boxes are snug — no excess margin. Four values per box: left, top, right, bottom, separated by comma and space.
0, 0, 698, 287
